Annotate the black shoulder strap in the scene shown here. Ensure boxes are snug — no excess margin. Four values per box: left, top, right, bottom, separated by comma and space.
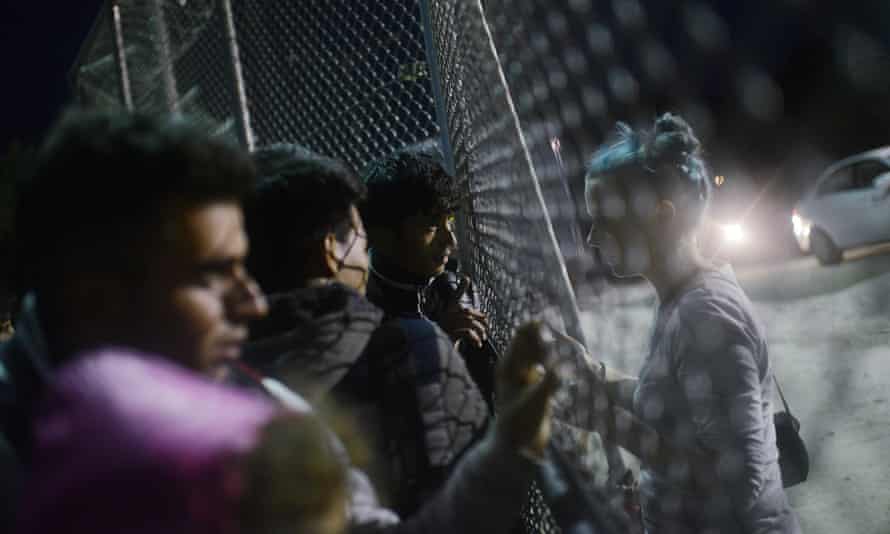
774, 374, 792, 415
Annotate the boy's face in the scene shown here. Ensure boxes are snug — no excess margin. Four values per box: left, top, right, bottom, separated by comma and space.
390, 212, 457, 279
130, 202, 268, 380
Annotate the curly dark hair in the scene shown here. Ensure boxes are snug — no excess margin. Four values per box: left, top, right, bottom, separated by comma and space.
245, 143, 365, 294
17, 108, 255, 300
360, 143, 464, 230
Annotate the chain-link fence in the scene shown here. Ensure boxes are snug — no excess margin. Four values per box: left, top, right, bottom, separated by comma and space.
432, 3, 890, 534
72, 3, 622, 532
235, 0, 439, 172
71, 1, 890, 533
72, 0, 440, 172
428, 2, 634, 532
73, 1, 243, 141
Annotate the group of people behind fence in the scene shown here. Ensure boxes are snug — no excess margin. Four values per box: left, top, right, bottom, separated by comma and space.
0, 107, 801, 534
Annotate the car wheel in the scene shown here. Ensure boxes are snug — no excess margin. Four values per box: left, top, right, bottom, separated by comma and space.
810, 228, 842, 265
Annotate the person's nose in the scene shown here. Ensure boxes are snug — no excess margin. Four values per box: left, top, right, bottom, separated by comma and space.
229, 274, 268, 321
440, 225, 457, 251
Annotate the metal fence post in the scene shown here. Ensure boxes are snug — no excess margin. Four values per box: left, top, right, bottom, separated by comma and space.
109, 0, 133, 111
151, 0, 179, 112
221, 0, 255, 150
419, 0, 457, 177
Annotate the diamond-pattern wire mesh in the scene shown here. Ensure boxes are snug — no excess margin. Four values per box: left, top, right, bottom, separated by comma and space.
428, 0, 588, 363
68, 1, 890, 533
72, 0, 628, 531
72, 8, 122, 111
427, 2, 630, 532
71, 0, 595, 368
72, 1, 440, 172
73, 1, 241, 141
428, 2, 890, 533
234, 0, 439, 173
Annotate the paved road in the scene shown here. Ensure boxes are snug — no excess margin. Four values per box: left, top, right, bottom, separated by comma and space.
577, 247, 890, 534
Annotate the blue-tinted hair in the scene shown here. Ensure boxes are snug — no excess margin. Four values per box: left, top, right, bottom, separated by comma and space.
585, 113, 711, 228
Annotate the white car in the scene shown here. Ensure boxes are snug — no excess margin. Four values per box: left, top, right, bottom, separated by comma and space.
793, 147, 890, 265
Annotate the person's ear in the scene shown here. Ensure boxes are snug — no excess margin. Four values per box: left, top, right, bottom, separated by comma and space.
655, 199, 676, 221
322, 232, 340, 276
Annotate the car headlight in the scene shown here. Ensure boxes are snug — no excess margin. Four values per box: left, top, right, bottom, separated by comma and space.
791, 210, 811, 238
719, 223, 747, 244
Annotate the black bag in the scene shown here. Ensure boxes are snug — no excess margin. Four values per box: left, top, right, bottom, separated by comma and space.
773, 378, 809, 488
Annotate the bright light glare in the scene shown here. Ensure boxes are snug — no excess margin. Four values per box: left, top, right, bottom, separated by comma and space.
721, 223, 746, 244
791, 211, 811, 237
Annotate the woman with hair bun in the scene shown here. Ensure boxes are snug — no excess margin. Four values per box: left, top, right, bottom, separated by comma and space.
581, 113, 800, 533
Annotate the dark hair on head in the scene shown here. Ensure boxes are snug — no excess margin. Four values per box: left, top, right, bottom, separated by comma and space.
585, 112, 711, 229
360, 142, 463, 230
245, 143, 365, 294
17, 108, 255, 300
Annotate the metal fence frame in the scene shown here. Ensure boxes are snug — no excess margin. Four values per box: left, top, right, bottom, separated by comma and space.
68, 2, 611, 531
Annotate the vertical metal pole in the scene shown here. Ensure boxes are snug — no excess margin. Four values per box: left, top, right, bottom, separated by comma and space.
109, 0, 134, 111
152, 0, 179, 112
419, 0, 457, 177
472, 0, 587, 348
221, 0, 255, 150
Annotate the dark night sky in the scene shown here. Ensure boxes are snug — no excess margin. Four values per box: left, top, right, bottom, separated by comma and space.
0, 1, 104, 149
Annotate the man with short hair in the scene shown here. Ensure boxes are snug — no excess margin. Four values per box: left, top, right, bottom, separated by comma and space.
243, 144, 491, 516
0, 109, 267, 528
360, 147, 485, 334
1, 110, 267, 463
360, 146, 497, 406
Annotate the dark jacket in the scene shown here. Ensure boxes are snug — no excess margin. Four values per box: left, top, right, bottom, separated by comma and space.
365, 257, 498, 406
366, 261, 635, 532
244, 283, 489, 516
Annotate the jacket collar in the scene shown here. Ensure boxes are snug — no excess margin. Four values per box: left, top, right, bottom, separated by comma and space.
366, 252, 434, 318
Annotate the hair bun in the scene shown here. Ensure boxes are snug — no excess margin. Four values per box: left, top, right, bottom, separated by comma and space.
647, 112, 701, 162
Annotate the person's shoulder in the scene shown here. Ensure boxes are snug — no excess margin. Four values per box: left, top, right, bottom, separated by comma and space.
376, 316, 450, 343
263, 284, 382, 328
369, 317, 456, 370
672, 268, 762, 349
676, 267, 752, 317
